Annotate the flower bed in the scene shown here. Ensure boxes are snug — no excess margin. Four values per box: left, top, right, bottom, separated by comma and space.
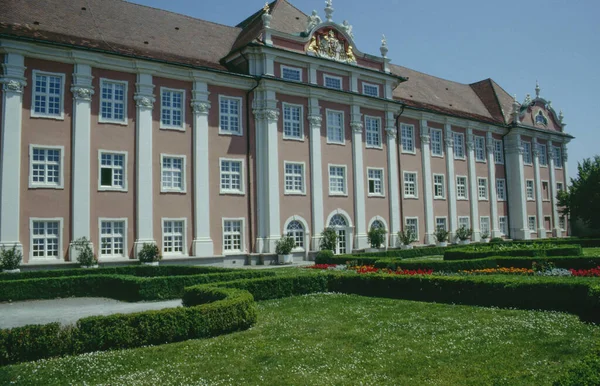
570, 266, 600, 277
459, 267, 534, 275
305, 264, 433, 276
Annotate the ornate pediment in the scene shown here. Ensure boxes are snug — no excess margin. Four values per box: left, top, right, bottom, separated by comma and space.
306, 28, 356, 64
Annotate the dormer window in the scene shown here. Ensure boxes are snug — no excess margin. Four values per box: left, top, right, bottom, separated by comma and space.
535, 110, 548, 126
281, 65, 302, 82
324, 74, 342, 90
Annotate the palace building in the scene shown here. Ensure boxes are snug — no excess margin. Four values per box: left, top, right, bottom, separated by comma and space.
0, 0, 572, 266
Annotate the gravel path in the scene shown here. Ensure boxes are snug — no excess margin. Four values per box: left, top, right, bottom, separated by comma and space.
0, 297, 182, 329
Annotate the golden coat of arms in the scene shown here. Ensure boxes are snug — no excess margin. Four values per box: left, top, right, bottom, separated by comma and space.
307, 29, 356, 64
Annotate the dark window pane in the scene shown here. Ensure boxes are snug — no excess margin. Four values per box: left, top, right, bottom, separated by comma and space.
101, 168, 112, 186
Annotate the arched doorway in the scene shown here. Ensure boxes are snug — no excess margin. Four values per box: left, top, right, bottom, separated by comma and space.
329, 214, 350, 254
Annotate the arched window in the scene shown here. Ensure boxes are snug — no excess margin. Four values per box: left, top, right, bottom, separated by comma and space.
329, 214, 347, 227
371, 220, 384, 230
535, 111, 547, 125
286, 220, 304, 248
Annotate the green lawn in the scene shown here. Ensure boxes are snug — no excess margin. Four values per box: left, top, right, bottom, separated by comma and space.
2, 294, 598, 385
583, 247, 600, 256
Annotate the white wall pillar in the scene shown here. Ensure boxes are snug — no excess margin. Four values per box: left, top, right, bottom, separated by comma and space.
351, 106, 367, 249
548, 144, 561, 237
444, 124, 457, 239
562, 143, 570, 235
191, 80, 214, 257
466, 128, 480, 241
69, 63, 94, 260
308, 98, 324, 250
420, 120, 435, 244
386, 112, 400, 247
486, 132, 499, 238
505, 133, 529, 239
0, 53, 26, 254
532, 138, 546, 238
133, 73, 156, 255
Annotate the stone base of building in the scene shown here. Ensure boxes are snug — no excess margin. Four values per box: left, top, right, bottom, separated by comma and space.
133, 239, 157, 259
192, 237, 214, 257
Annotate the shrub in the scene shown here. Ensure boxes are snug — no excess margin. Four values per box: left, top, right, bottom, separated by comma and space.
275, 236, 295, 255
72, 237, 97, 267
455, 226, 473, 241
434, 228, 449, 243
315, 249, 334, 263
489, 237, 504, 243
374, 257, 497, 272
367, 227, 387, 248
0, 245, 22, 270
398, 229, 417, 246
319, 227, 337, 251
138, 243, 161, 263
480, 231, 490, 240
358, 246, 449, 259
444, 244, 583, 261
554, 352, 600, 386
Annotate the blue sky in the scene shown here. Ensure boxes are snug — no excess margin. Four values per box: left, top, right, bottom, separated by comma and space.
131, 0, 599, 181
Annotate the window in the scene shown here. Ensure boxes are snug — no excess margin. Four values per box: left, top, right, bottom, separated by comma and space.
453, 132, 465, 159
161, 155, 185, 192
324, 74, 342, 90
100, 79, 126, 123
433, 174, 445, 199
283, 103, 303, 140
538, 144, 548, 166
286, 220, 305, 249
499, 216, 507, 236
478, 178, 488, 200
456, 176, 467, 199
284, 162, 305, 194
553, 146, 563, 168
403, 172, 417, 198
557, 182, 564, 192
32, 70, 64, 118
362, 83, 379, 97
559, 216, 566, 231
367, 168, 384, 196
542, 181, 549, 200
405, 218, 418, 239
30, 146, 62, 188
365, 116, 382, 147
430, 129, 443, 156
526, 180, 535, 200
163, 219, 185, 255
220, 159, 244, 194
31, 219, 60, 259
475, 136, 486, 162
371, 220, 384, 230
522, 142, 532, 164
400, 124, 415, 153
494, 140, 504, 164
219, 96, 242, 135
281, 65, 302, 82
99, 152, 126, 191
458, 216, 470, 230
326, 110, 344, 144
100, 220, 126, 257
528, 216, 536, 232
223, 219, 243, 253
480, 217, 490, 235
496, 179, 506, 201
535, 111, 548, 125
329, 165, 347, 195
160, 88, 184, 129
436, 217, 447, 231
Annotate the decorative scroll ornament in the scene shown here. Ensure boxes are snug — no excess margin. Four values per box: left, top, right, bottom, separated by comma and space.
254, 108, 279, 122
444, 136, 454, 148
420, 133, 431, 145
385, 127, 397, 138
350, 121, 363, 133
307, 115, 323, 126
466, 139, 474, 151
4, 80, 23, 92
191, 101, 210, 115
135, 96, 155, 108
307, 29, 357, 64
72, 87, 93, 101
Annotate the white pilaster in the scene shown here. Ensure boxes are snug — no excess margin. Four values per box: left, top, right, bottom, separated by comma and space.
308, 64, 319, 85
69, 63, 94, 260
309, 98, 324, 250
386, 112, 400, 247
0, 53, 26, 254
562, 143, 570, 235
351, 106, 367, 249
350, 73, 359, 93
191, 80, 214, 256
444, 124, 457, 239
253, 89, 280, 253
532, 138, 546, 238
548, 144, 561, 237
486, 132, 499, 238
420, 120, 435, 245
133, 73, 156, 255
466, 128, 480, 241
505, 133, 529, 239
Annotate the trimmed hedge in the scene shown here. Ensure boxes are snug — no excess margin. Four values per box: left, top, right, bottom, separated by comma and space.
444, 245, 583, 261
356, 246, 449, 259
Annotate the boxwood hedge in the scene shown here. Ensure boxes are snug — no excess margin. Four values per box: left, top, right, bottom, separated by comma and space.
443, 245, 583, 261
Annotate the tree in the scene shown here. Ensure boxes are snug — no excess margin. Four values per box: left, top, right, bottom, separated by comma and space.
557, 155, 600, 230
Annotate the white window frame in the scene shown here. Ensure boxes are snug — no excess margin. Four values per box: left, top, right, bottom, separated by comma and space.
326, 109, 345, 145
323, 74, 343, 90
284, 161, 306, 195
367, 167, 385, 197
29, 217, 63, 261
328, 164, 347, 196
433, 174, 445, 200
218, 95, 243, 136
538, 144, 548, 166
284, 216, 308, 251
160, 87, 185, 130
404, 217, 419, 240
99, 78, 128, 125
494, 140, 504, 164
219, 158, 245, 195
453, 132, 465, 159
496, 178, 506, 201
281, 65, 302, 82
522, 142, 532, 165
162, 218, 187, 256
403, 171, 418, 198
478, 177, 488, 201
222, 218, 245, 255
160, 154, 187, 193
430, 128, 443, 157
435, 216, 448, 231
282, 103, 304, 141
31, 70, 65, 120
456, 175, 468, 200
553, 146, 563, 168
458, 216, 471, 230
365, 115, 382, 148
499, 216, 507, 236
400, 123, 415, 154
528, 216, 536, 232
480, 216, 490, 235
29, 144, 65, 189
98, 218, 128, 259
474, 136, 486, 162
559, 216, 566, 231
98, 150, 128, 192
557, 182, 564, 192
362, 82, 380, 97
542, 180, 550, 201
526, 180, 535, 200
